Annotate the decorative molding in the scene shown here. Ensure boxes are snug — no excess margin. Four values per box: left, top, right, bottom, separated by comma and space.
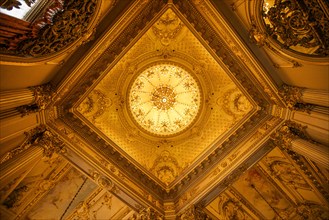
178, 205, 212, 220
1, 125, 65, 164
279, 84, 314, 112
295, 202, 329, 219
49, 0, 281, 213
16, 83, 54, 116
0, 0, 101, 59
263, 0, 329, 57
132, 207, 164, 220
90, 171, 114, 191
284, 149, 329, 202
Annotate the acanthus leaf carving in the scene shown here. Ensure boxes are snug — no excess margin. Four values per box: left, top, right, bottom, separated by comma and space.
1, 0, 99, 57
263, 0, 329, 56
178, 205, 212, 220
279, 84, 314, 112
131, 207, 163, 220
16, 83, 55, 116
0, 125, 65, 164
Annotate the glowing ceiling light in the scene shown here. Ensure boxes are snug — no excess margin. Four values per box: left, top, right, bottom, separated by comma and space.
128, 64, 201, 136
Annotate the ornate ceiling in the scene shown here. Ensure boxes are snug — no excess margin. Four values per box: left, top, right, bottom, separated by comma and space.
0, 0, 328, 219
74, 8, 254, 188
48, 0, 289, 216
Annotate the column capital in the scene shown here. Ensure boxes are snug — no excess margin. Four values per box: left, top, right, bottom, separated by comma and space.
0, 125, 47, 164
30, 83, 54, 109
137, 207, 163, 220
279, 84, 303, 107
279, 84, 314, 112
178, 205, 211, 220
26, 125, 65, 158
270, 123, 296, 149
16, 83, 54, 116
271, 121, 314, 150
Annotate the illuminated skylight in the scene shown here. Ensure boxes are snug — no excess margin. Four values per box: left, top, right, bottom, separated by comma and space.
129, 64, 201, 136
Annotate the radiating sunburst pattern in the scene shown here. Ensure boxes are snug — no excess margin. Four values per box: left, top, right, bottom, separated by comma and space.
129, 64, 201, 136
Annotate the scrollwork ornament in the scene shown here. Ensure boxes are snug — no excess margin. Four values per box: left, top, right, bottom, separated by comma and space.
279, 84, 303, 109
30, 83, 54, 110
270, 124, 296, 150
38, 130, 65, 158
295, 202, 329, 219
24, 125, 65, 158
263, 0, 329, 56
15, 83, 54, 116
179, 205, 212, 220
90, 171, 114, 191
4, 0, 99, 57
249, 21, 268, 47
137, 207, 163, 220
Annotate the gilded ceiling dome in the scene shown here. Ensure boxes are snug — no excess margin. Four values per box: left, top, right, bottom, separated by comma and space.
128, 64, 201, 136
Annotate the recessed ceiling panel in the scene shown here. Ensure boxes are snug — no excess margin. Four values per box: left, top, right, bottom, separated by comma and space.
76, 8, 254, 186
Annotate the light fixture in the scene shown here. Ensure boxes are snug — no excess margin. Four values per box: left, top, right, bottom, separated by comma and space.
128, 64, 201, 136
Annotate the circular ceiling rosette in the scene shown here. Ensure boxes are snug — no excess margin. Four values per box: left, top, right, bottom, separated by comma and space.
128, 64, 201, 136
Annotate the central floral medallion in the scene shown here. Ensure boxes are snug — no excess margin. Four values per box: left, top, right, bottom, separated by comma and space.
151, 86, 176, 110
128, 64, 201, 136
